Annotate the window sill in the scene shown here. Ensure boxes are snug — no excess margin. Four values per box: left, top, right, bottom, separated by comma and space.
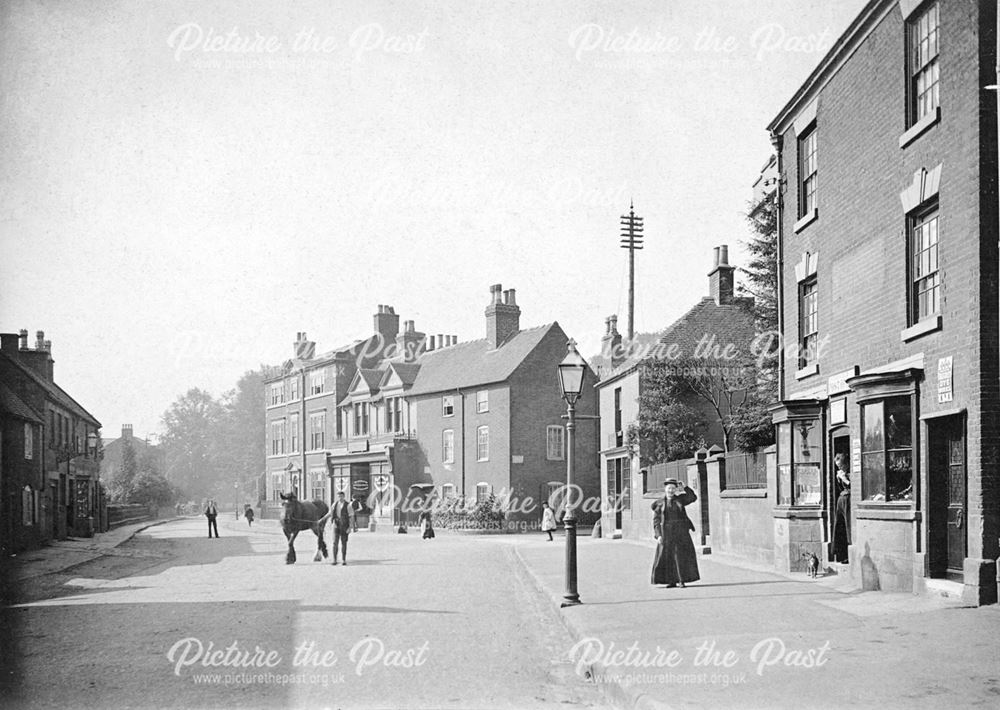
900, 315, 941, 342
795, 363, 819, 380
721, 488, 767, 498
856, 505, 919, 521
793, 208, 818, 234
772, 507, 823, 518
899, 107, 940, 149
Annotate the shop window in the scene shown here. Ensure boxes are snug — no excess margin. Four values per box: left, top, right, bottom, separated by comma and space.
776, 419, 822, 506
861, 397, 914, 502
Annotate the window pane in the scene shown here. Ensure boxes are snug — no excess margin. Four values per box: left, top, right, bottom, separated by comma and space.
885, 398, 912, 449
862, 451, 886, 501
793, 463, 822, 505
777, 464, 792, 506
862, 403, 883, 453
793, 419, 821, 465
887, 450, 914, 502
776, 423, 791, 464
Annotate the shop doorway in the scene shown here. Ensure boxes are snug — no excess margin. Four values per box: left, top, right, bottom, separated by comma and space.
928, 415, 966, 578
830, 433, 851, 563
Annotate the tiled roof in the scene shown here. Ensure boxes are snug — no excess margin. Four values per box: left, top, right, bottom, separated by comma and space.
0, 382, 43, 423
0, 353, 101, 426
599, 297, 756, 384
385, 362, 421, 387
404, 323, 559, 397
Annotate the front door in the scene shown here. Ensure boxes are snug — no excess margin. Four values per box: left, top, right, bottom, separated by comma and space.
945, 426, 966, 572
928, 415, 966, 577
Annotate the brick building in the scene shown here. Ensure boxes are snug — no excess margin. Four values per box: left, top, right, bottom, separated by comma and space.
767, 0, 998, 603
0, 330, 103, 549
596, 246, 756, 539
263, 315, 395, 511
328, 284, 600, 529
265, 286, 600, 529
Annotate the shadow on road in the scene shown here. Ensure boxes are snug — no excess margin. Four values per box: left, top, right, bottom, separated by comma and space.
297, 604, 457, 615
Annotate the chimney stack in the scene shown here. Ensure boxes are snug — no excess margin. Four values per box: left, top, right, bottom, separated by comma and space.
294, 332, 316, 360
18, 329, 28, 350
485, 283, 521, 349
0, 333, 18, 356
122, 424, 133, 441
708, 244, 735, 305
35, 331, 45, 350
373, 304, 400, 353
396, 320, 426, 363
602, 315, 624, 369
16, 328, 54, 381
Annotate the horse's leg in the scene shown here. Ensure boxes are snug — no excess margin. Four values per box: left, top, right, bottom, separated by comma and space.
313, 522, 328, 561
319, 521, 328, 559
287, 530, 299, 564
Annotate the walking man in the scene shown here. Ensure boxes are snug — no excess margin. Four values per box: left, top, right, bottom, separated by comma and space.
331, 491, 351, 565
205, 499, 219, 538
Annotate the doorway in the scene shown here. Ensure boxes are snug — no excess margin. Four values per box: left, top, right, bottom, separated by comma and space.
830, 433, 851, 563
928, 415, 966, 578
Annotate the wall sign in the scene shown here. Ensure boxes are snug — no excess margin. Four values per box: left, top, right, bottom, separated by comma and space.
830, 397, 847, 425
937, 356, 953, 403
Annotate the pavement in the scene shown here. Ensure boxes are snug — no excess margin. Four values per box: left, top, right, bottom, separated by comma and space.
512, 534, 1000, 710
5, 515, 189, 582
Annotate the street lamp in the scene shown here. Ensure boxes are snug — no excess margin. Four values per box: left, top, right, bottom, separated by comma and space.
557, 339, 588, 607
234, 480, 239, 519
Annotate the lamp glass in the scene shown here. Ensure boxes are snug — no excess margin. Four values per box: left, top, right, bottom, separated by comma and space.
557, 342, 588, 402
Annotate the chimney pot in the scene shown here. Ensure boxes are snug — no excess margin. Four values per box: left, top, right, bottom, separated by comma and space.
18, 329, 28, 349
506, 288, 516, 306
35, 330, 45, 349
452, 335, 458, 344
712, 247, 720, 268
43, 340, 51, 353
429, 336, 436, 350
720, 245, 729, 265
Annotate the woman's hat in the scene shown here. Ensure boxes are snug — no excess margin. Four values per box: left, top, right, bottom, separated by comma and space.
663, 478, 681, 486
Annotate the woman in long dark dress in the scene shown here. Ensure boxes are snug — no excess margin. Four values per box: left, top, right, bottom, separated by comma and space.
831, 454, 851, 563
651, 478, 700, 587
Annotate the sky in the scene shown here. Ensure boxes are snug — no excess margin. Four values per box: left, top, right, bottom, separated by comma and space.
0, 0, 867, 438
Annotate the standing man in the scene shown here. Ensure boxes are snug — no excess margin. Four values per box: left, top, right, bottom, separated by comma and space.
205, 499, 219, 538
331, 491, 351, 566
350, 495, 363, 532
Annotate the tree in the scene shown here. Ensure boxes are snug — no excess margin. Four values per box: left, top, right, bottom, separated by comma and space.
627, 362, 709, 465
217, 366, 273, 500
160, 388, 226, 500
731, 191, 779, 451
109, 439, 138, 503
130, 470, 175, 508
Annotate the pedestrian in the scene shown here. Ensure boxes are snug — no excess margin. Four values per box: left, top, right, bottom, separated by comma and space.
350, 496, 363, 533
205, 499, 219, 538
832, 453, 851, 563
541, 502, 557, 541
419, 507, 435, 540
331, 491, 351, 566
651, 478, 699, 588
244, 504, 255, 527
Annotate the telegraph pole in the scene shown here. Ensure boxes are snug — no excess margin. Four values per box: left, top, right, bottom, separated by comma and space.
619, 201, 644, 340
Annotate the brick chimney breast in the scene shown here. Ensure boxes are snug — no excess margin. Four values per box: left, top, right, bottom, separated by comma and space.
374, 303, 400, 349
708, 244, 735, 305
485, 283, 521, 349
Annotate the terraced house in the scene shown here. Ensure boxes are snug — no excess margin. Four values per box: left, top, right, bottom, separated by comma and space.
767, 0, 998, 603
0, 330, 102, 551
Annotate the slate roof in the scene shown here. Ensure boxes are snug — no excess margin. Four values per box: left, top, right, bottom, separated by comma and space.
598, 297, 756, 385
384, 362, 421, 388
0, 353, 101, 426
0, 382, 43, 423
404, 323, 558, 397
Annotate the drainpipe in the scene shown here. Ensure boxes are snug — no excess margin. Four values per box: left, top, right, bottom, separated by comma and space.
457, 387, 467, 500
300, 367, 307, 490
770, 130, 786, 401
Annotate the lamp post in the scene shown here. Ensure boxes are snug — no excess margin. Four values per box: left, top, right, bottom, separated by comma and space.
557, 339, 588, 608
234, 480, 240, 520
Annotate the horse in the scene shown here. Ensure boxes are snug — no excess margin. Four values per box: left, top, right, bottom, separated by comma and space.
279, 492, 329, 564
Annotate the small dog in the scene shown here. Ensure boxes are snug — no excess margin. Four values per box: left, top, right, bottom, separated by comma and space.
802, 552, 820, 578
